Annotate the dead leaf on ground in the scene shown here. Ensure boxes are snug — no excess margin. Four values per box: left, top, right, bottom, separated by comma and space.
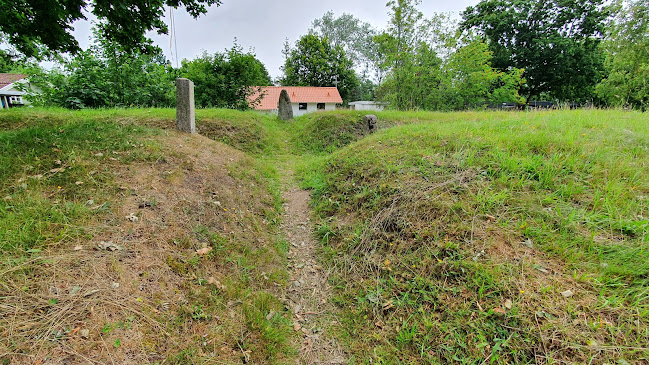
196, 247, 213, 256
125, 213, 139, 222
95, 241, 124, 251
493, 307, 506, 314
207, 276, 226, 290
504, 299, 513, 310
561, 290, 574, 298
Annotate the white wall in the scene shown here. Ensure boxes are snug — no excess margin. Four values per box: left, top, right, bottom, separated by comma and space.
291, 103, 336, 117
350, 102, 385, 111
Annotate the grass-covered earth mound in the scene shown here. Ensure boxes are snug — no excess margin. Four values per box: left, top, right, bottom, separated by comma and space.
0, 115, 293, 364
1, 107, 648, 364
302, 110, 649, 363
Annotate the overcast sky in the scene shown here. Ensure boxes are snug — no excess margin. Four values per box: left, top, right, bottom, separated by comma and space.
71, 0, 480, 79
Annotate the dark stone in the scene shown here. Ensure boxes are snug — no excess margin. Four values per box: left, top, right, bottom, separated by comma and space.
278, 89, 293, 120
363, 114, 378, 133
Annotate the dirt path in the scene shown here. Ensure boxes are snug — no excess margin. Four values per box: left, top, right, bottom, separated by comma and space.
280, 187, 346, 364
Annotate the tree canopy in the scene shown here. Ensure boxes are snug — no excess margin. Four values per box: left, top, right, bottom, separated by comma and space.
596, 0, 649, 110
180, 43, 271, 109
0, 0, 221, 58
280, 34, 358, 104
461, 0, 610, 101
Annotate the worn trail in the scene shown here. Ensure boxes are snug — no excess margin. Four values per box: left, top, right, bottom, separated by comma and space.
280, 185, 346, 364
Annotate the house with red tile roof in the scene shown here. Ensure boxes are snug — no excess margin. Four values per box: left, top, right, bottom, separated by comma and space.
0, 73, 30, 109
249, 86, 342, 116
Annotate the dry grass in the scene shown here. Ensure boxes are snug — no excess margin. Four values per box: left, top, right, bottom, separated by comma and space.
1, 132, 293, 364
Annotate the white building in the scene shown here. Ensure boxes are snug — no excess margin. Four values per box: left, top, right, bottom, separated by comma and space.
349, 101, 387, 111
0, 73, 30, 109
249, 86, 342, 116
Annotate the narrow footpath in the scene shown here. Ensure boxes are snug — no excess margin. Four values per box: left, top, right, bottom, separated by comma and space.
280, 185, 347, 364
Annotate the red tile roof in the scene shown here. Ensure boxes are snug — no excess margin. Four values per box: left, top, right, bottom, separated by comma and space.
0, 73, 26, 89
249, 86, 343, 110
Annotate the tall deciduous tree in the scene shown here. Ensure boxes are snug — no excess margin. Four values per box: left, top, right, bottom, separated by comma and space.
461, 0, 610, 101
0, 0, 221, 58
180, 42, 271, 109
440, 39, 525, 110
374, 0, 433, 109
309, 12, 379, 75
596, 0, 649, 110
280, 34, 358, 104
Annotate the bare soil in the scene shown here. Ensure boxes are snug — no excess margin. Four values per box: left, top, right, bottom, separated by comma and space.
280, 188, 346, 364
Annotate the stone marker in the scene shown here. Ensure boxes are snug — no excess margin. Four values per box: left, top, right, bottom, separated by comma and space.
278, 89, 293, 121
176, 78, 196, 133
363, 114, 378, 133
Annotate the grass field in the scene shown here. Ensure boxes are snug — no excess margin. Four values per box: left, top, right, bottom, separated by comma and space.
1, 107, 648, 363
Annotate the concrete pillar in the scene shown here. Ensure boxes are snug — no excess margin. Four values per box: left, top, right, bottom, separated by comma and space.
176, 78, 196, 133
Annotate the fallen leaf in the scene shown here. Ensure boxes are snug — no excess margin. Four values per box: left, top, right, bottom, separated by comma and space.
375, 321, 384, 328
196, 247, 213, 256
293, 322, 301, 331
382, 300, 395, 311
522, 239, 534, 248
73, 245, 83, 251
95, 241, 124, 251
561, 290, 574, 298
266, 311, 276, 321
493, 307, 506, 314
80, 329, 90, 338
75, 181, 84, 185
49, 167, 65, 174
125, 213, 139, 222
504, 299, 513, 310
207, 276, 225, 290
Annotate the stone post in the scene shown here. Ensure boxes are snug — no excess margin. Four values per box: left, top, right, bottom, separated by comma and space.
176, 78, 196, 133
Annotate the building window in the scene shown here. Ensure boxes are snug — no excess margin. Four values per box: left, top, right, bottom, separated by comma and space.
317, 103, 325, 110
299, 103, 307, 110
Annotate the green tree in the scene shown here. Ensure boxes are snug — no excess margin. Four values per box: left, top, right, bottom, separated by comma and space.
596, 0, 649, 110
461, 0, 610, 101
0, 0, 221, 58
440, 39, 525, 110
309, 12, 379, 74
280, 34, 358, 104
374, 0, 438, 109
32, 29, 175, 108
180, 42, 271, 109
376, 41, 444, 110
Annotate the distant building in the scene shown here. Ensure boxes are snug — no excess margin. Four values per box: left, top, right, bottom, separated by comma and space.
0, 73, 31, 109
349, 101, 387, 111
249, 86, 342, 117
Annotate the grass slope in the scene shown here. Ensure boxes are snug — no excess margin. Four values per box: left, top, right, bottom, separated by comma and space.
0, 113, 294, 363
301, 109, 649, 363
2, 107, 649, 364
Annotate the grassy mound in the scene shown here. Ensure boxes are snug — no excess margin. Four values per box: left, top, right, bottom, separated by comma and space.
0, 108, 284, 155
291, 111, 379, 153
302, 109, 649, 363
0, 115, 294, 363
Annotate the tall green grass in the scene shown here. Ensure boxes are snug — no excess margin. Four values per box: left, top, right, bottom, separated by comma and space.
300, 109, 649, 363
